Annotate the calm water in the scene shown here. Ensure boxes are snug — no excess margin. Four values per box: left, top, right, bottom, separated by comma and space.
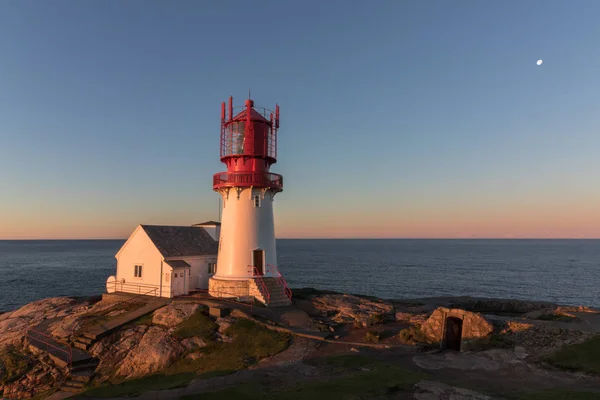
1, 239, 599, 311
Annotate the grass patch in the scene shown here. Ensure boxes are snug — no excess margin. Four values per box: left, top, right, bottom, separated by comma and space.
180, 357, 427, 400
398, 326, 430, 345
131, 313, 154, 326
307, 354, 381, 369
79, 373, 196, 397
519, 389, 600, 400
80, 319, 289, 398
364, 330, 380, 343
173, 309, 218, 340
547, 335, 600, 374
0, 346, 32, 385
536, 313, 580, 323
466, 333, 515, 352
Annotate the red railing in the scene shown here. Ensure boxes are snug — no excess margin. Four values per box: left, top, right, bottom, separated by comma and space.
248, 265, 270, 304
27, 328, 73, 366
266, 264, 292, 301
213, 171, 283, 191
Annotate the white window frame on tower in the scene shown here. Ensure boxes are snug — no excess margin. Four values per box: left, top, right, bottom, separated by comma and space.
253, 194, 261, 208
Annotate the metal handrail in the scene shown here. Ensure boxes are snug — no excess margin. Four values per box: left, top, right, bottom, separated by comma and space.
27, 328, 73, 366
213, 171, 283, 190
266, 264, 292, 300
248, 265, 270, 304
226, 105, 275, 120
108, 281, 161, 295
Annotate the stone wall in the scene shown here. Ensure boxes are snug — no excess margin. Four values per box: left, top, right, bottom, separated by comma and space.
208, 278, 250, 299
419, 307, 494, 351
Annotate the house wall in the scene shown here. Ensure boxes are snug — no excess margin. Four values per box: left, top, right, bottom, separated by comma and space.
176, 256, 218, 290
115, 228, 167, 298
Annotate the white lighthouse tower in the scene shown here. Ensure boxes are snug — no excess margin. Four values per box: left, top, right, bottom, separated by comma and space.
208, 96, 292, 307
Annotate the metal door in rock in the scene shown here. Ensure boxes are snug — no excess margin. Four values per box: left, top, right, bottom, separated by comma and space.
444, 316, 463, 351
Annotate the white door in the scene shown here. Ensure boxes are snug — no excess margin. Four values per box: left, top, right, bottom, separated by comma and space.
173, 271, 185, 296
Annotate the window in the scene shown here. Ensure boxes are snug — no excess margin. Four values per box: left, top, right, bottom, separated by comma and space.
208, 262, 217, 274
253, 194, 261, 208
165, 273, 170, 283
134, 265, 143, 278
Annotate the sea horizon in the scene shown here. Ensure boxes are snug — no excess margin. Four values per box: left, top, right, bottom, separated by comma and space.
2, 238, 600, 241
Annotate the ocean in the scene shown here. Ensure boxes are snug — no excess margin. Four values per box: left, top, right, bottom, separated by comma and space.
1, 239, 599, 312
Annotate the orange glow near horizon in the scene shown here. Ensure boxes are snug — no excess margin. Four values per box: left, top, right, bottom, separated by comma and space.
3, 201, 600, 239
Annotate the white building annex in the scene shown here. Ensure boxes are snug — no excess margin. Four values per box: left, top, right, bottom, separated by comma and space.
106, 223, 218, 298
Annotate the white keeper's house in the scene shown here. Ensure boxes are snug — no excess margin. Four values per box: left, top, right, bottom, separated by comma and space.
106, 221, 220, 298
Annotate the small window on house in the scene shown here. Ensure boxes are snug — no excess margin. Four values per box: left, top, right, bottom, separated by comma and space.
165, 273, 170, 283
134, 265, 143, 278
253, 195, 261, 208
208, 262, 217, 274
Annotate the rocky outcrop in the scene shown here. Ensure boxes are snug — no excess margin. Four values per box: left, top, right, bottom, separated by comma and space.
419, 307, 494, 349
504, 325, 595, 360
117, 326, 186, 378
152, 302, 201, 328
395, 311, 429, 325
414, 380, 498, 399
91, 324, 187, 380
449, 298, 556, 315
310, 294, 394, 327
0, 352, 63, 400
0, 318, 30, 349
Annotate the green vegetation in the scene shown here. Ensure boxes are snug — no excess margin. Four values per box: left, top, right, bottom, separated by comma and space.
80, 319, 290, 398
536, 313, 580, 323
466, 333, 515, 352
519, 389, 600, 400
368, 313, 385, 325
180, 354, 428, 400
364, 330, 380, 343
398, 326, 430, 345
131, 313, 154, 326
547, 335, 600, 374
79, 373, 196, 397
173, 309, 218, 340
0, 346, 31, 385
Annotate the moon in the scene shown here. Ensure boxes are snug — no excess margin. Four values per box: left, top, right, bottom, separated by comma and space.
536, 59, 543, 66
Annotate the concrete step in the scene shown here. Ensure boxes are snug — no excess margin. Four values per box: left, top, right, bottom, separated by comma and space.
70, 361, 99, 373
268, 300, 293, 307
61, 383, 84, 393
77, 336, 94, 345
65, 379, 85, 388
71, 370, 94, 382
48, 354, 69, 369
73, 341, 89, 351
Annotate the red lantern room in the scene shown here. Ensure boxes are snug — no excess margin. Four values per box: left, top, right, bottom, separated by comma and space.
213, 97, 283, 192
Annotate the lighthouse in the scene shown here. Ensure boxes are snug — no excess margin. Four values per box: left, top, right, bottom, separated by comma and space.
208, 96, 292, 307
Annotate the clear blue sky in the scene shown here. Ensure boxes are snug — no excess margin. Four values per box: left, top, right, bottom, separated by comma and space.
1, 0, 600, 239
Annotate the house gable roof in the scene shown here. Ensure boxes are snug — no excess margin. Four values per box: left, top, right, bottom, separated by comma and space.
165, 260, 191, 270
140, 225, 218, 258
192, 220, 221, 226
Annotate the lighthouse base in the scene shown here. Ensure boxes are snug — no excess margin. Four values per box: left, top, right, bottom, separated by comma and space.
208, 277, 292, 307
